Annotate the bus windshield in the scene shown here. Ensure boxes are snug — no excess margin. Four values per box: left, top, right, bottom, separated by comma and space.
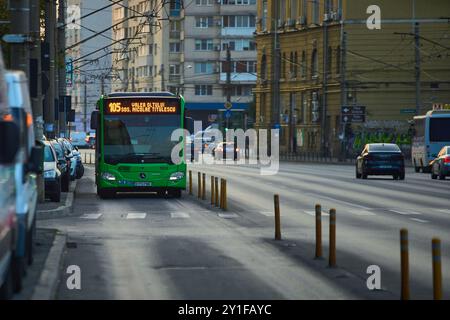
430, 118, 450, 142
103, 114, 180, 164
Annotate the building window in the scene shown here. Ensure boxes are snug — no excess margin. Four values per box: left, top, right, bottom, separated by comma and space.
301, 50, 306, 78
195, 85, 213, 96
326, 46, 332, 76
261, 0, 268, 30
195, 62, 214, 74
195, 39, 214, 51
195, 16, 214, 28
196, 0, 213, 5
312, 0, 319, 24
222, 15, 256, 28
311, 49, 318, 79
281, 52, 286, 79
169, 42, 181, 53
260, 54, 267, 80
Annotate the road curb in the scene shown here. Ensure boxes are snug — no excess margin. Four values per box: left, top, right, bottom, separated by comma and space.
30, 231, 67, 300
37, 180, 77, 219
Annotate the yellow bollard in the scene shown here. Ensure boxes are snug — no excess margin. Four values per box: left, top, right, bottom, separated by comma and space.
189, 170, 192, 195
432, 238, 442, 300
222, 179, 227, 211
400, 229, 410, 300
214, 177, 219, 207
219, 179, 224, 209
202, 173, 206, 200
211, 176, 214, 205
197, 172, 201, 199
329, 208, 336, 267
315, 204, 322, 259
274, 194, 281, 240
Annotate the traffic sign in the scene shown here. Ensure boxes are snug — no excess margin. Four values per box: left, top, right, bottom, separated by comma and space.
225, 101, 232, 110
400, 108, 416, 114
341, 105, 366, 123
225, 109, 232, 119
2, 34, 30, 43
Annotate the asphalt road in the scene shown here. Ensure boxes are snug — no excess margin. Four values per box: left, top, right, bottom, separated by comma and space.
38, 160, 450, 300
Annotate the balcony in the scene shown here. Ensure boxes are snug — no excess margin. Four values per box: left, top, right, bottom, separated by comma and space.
220, 73, 256, 83
221, 27, 255, 37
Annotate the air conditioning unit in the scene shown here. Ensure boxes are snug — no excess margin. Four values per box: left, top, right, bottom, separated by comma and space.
331, 11, 339, 21
296, 16, 306, 26
215, 45, 221, 51
323, 13, 332, 22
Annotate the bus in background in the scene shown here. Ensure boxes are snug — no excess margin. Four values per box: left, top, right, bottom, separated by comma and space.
90, 92, 186, 199
412, 109, 450, 173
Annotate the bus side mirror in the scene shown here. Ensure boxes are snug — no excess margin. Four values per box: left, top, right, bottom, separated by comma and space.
0, 120, 20, 164
90, 110, 99, 130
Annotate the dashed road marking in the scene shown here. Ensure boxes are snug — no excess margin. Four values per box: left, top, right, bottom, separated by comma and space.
126, 213, 147, 219
389, 209, 422, 216
436, 209, 450, 214
218, 213, 239, 219
170, 212, 190, 219
410, 218, 429, 223
259, 211, 273, 217
80, 213, 103, 220
349, 210, 377, 216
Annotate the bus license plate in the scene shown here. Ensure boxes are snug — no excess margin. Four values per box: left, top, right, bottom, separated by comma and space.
135, 182, 151, 187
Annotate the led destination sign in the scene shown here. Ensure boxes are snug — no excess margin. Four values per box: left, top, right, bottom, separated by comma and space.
105, 98, 180, 114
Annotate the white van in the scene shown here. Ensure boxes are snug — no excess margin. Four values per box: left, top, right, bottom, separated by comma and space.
4, 70, 42, 292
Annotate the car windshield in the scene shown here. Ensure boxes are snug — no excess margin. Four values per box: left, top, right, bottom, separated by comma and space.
51, 142, 64, 159
44, 145, 54, 162
369, 144, 400, 152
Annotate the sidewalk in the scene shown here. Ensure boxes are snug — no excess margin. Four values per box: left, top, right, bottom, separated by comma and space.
37, 180, 77, 219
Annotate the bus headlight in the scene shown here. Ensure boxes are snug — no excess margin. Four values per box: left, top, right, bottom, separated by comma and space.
102, 172, 116, 181
169, 172, 184, 181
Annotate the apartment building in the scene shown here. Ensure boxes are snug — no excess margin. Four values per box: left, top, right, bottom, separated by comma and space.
66, 0, 112, 132
111, 0, 257, 130
255, 0, 450, 157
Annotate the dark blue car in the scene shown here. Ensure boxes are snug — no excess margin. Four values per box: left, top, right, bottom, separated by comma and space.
356, 143, 405, 180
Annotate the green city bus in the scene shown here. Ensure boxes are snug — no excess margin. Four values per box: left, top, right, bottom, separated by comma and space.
90, 92, 186, 199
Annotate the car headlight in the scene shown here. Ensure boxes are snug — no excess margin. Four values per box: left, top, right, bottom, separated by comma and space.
169, 172, 184, 181
102, 172, 116, 181
44, 170, 57, 178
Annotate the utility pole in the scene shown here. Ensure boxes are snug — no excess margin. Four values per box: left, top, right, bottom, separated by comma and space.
226, 44, 231, 130
30, 0, 45, 202
271, 6, 281, 156
339, 30, 347, 160
9, 0, 30, 75
44, 0, 56, 138
58, 0, 67, 137
414, 22, 421, 115
322, 9, 329, 157
84, 77, 87, 132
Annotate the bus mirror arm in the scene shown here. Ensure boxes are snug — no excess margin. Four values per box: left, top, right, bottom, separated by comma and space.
91, 110, 99, 130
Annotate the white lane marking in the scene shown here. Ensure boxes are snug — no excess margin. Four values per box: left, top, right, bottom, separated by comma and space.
80, 213, 102, 220
305, 193, 371, 210
304, 210, 330, 217
410, 218, 429, 223
349, 210, 376, 216
218, 213, 239, 219
389, 209, 422, 216
170, 212, 190, 219
259, 211, 273, 217
126, 213, 147, 219
436, 209, 450, 214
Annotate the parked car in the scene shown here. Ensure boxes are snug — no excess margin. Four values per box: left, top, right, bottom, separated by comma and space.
86, 133, 95, 149
431, 146, 450, 180
0, 47, 21, 299
58, 137, 84, 180
5, 70, 43, 291
356, 143, 405, 180
43, 141, 62, 202
49, 139, 70, 192
70, 131, 89, 148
